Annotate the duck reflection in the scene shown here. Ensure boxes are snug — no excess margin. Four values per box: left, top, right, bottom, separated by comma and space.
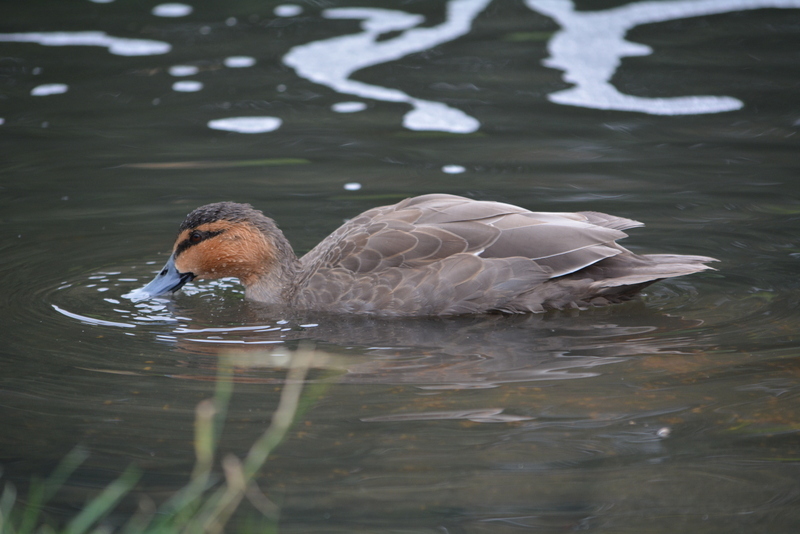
160, 298, 705, 389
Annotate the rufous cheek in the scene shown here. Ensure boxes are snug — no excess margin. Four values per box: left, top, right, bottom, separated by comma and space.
171, 222, 273, 284
172, 247, 206, 279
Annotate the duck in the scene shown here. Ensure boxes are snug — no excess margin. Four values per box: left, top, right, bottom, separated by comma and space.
130, 194, 716, 315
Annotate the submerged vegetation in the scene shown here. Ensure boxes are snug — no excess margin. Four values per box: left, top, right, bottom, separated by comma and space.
0, 347, 321, 534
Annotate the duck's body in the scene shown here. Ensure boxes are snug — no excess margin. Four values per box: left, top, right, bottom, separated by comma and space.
133, 194, 716, 316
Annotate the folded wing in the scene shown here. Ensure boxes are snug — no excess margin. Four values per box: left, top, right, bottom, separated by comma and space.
296, 194, 714, 315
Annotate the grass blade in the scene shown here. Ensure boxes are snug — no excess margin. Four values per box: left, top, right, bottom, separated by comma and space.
42, 448, 89, 502
0, 482, 18, 534
63, 464, 140, 534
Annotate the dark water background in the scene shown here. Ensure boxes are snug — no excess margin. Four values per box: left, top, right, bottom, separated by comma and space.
2, 1, 800, 532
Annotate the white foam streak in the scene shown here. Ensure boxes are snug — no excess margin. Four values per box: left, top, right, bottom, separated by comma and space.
185, 338, 285, 345
52, 304, 136, 329
31, 84, 68, 96
0, 31, 171, 56
283, 0, 492, 133
525, 0, 800, 115
174, 325, 280, 333
207, 117, 282, 133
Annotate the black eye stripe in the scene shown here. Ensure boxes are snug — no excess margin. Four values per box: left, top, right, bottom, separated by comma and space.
175, 229, 225, 257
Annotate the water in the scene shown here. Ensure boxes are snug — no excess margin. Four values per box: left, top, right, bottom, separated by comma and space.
2, 0, 800, 531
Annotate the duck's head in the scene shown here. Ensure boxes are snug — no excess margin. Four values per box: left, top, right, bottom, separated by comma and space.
130, 202, 297, 301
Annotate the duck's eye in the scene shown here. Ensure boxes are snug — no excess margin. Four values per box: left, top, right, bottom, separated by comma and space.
189, 231, 203, 244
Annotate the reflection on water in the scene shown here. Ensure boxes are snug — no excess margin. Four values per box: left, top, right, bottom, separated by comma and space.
5, 0, 799, 134
151, 3, 194, 18
528, 0, 800, 114
2, 0, 800, 531
283, 0, 492, 133
207, 116, 283, 133
30, 82, 68, 96
49, 267, 717, 392
280, 0, 800, 134
0, 31, 171, 56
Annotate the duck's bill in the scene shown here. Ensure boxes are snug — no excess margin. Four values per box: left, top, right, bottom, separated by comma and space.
125, 255, 194, 302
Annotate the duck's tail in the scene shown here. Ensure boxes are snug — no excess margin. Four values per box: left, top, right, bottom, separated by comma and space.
503, 253, 717, 312
586, 253, 717, 291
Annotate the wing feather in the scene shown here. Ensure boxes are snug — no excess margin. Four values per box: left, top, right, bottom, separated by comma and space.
291, 194, 714, 315
301, 196, 629, 276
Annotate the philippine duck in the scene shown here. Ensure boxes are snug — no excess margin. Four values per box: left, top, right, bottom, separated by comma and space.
130, 194, 716, 315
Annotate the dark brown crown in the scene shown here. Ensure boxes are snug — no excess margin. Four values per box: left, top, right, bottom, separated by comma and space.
180, 202, 263, 231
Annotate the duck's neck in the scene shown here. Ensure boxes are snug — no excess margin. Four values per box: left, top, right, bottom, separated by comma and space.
242, 219, 302, 305
244, 262, 300, 305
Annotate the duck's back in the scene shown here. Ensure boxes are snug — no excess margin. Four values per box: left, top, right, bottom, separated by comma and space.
292, 194, 713, 315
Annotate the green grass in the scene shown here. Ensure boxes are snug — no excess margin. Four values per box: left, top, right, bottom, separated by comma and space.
0, 347, 322, 534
